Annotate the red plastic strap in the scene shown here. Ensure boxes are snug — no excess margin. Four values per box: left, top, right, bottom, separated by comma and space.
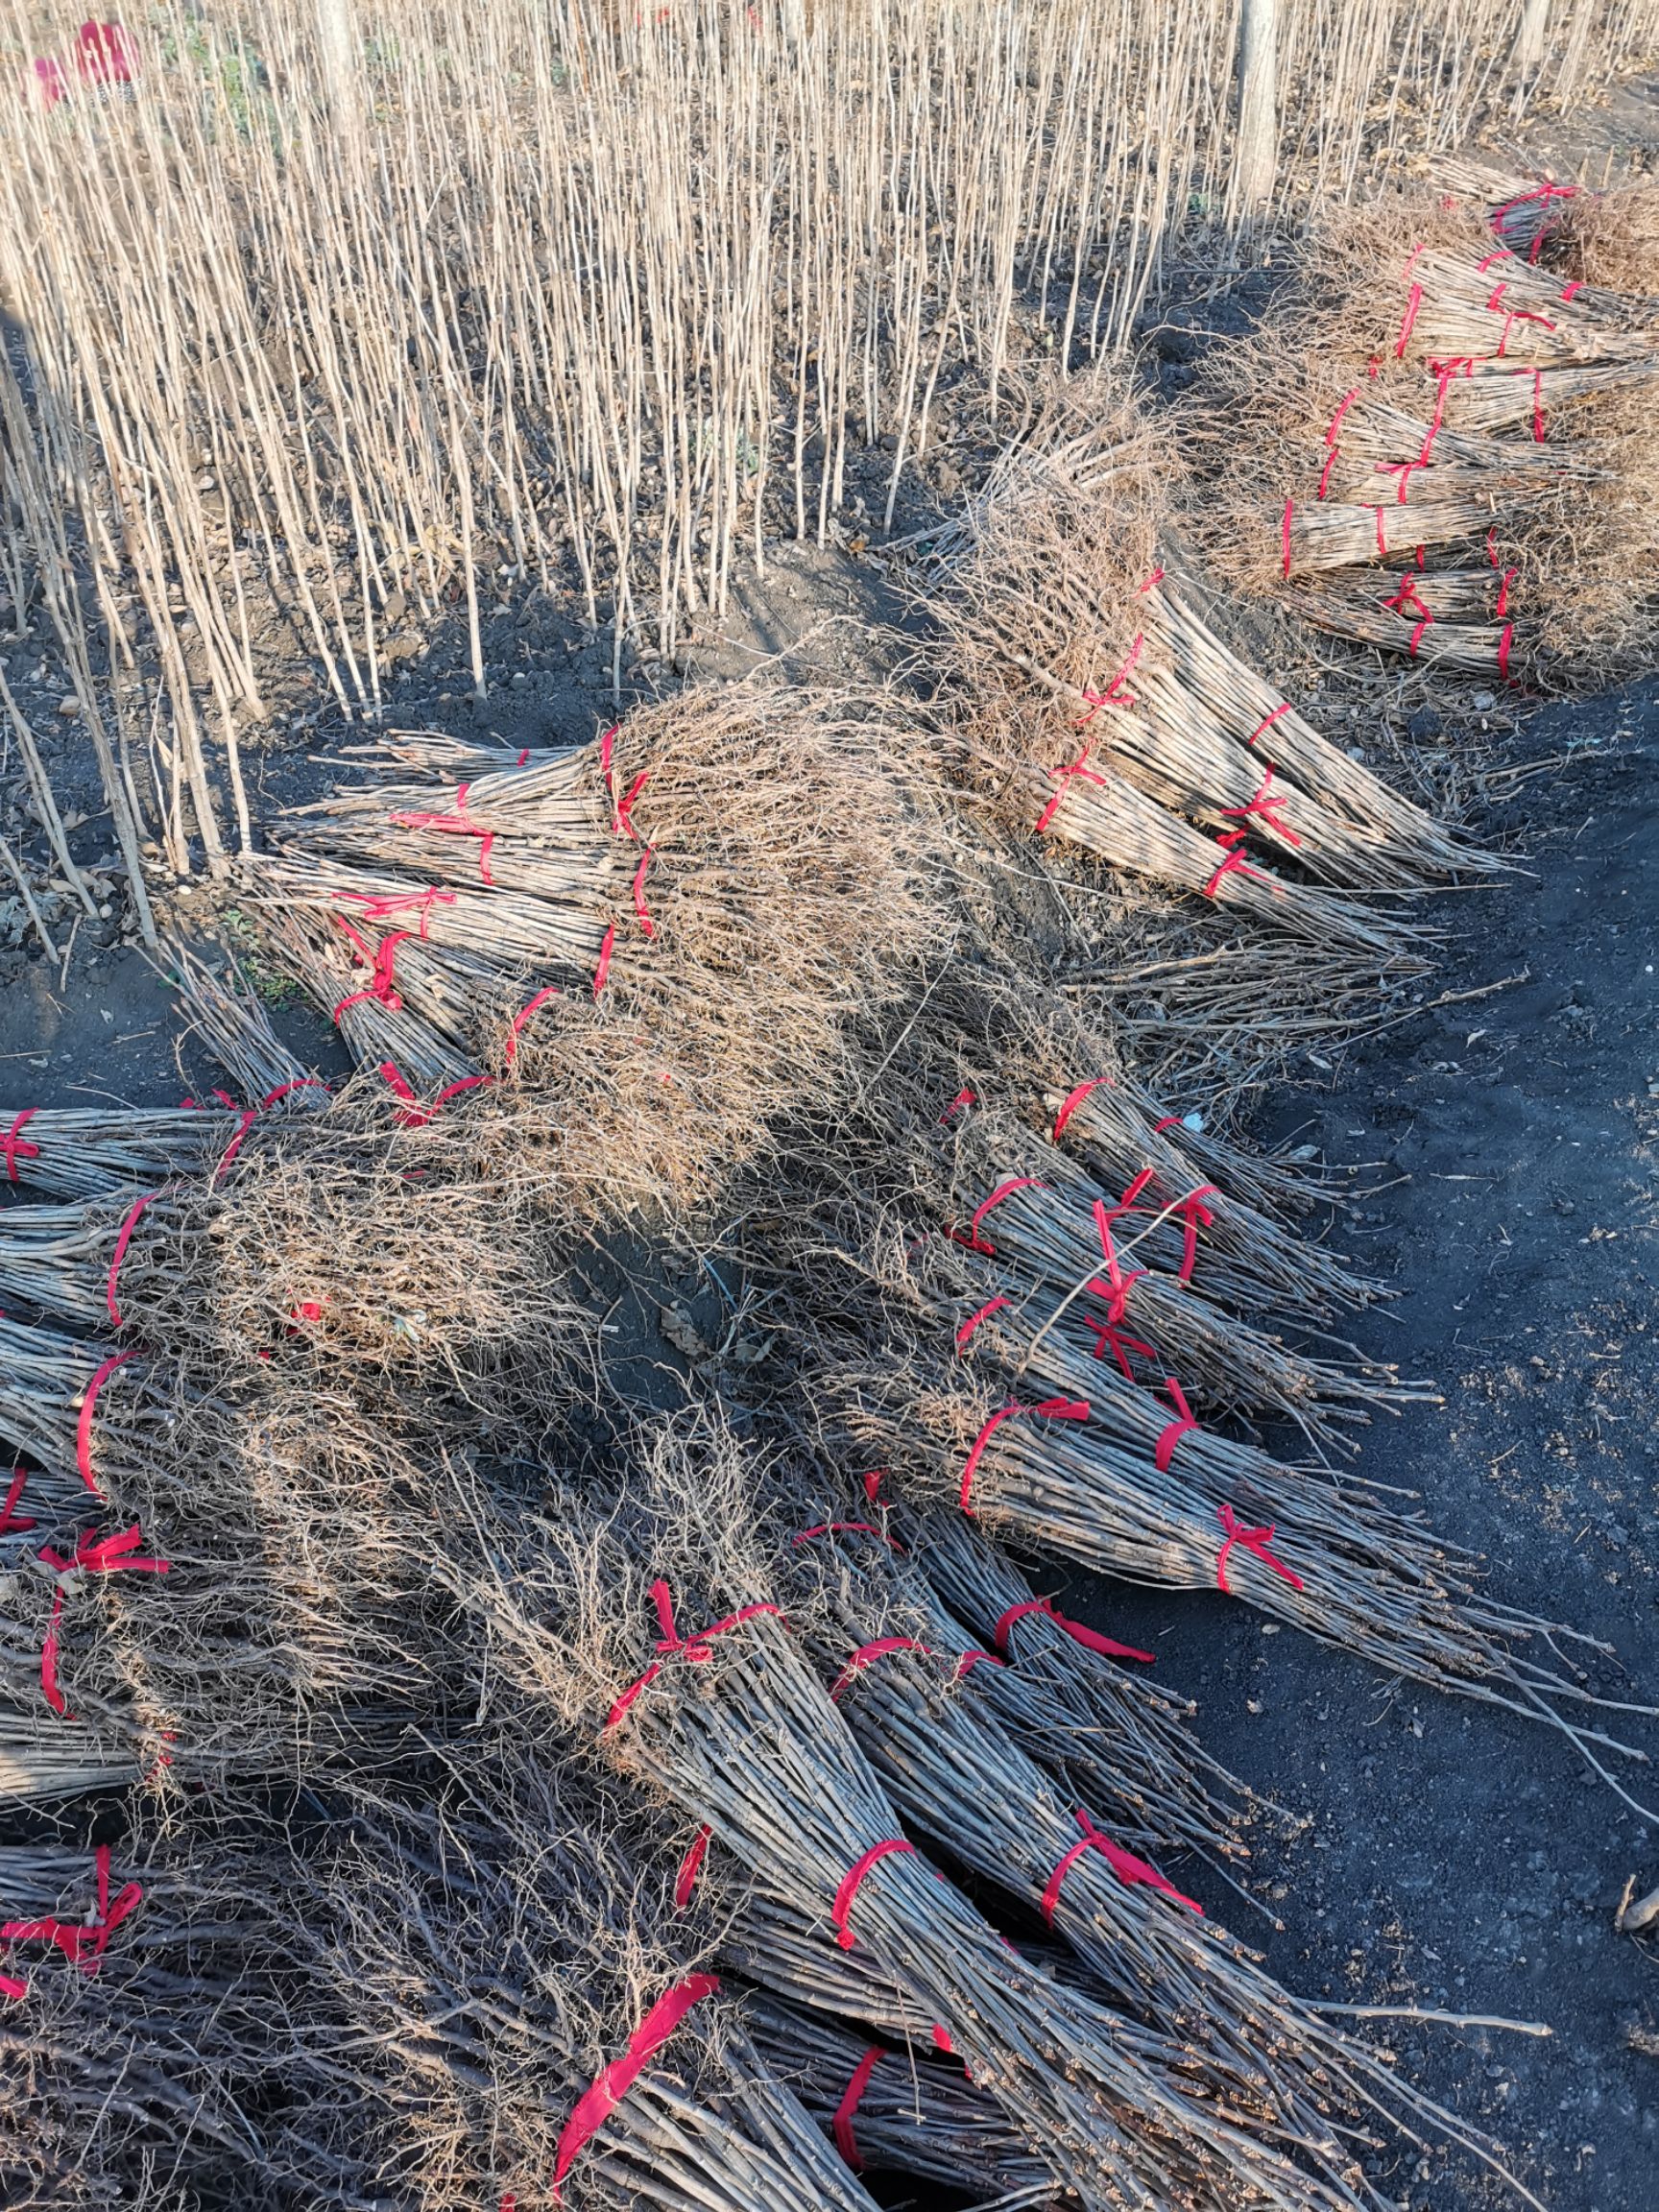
832, 2045, 884, 2172
1084, 1207, 1151, 1380
388, 782, 496, 885
604, 1589, 784, 1729
1074, 633, 1143, 723
1219, 764, 1300, 849
953, 1176, 1046, 1258
1153, 1377, 1199, 1473
1394, 281, 1423, 358
1041, 1806, 1203, 1924
632, 848, 656, 939
1372, 505, 1388, 558
1493, 308, 1555, 356
1096, 1170, 1155, 1239
993, 1597, 1152, 1665
0, 1846, 143, 1973
1244, 703, 1290, 749
1382, 575, 1433, 623
959, 1398, 1090, 1515
1322, 386, 1359, 453
592, 923, 616, 1000
0, 1469, 34, 1535
1172, 1185, 1217, 1285
673, 1824, 712, 1910
376, 1067, 491, 1129
1316, 445, 1340, 499
952, 1648, 1003, 1678
504, 984, 561, 1066
1138, 565, 1166, 593
1202, 831, 1266, 901
1498, 623, 1514, 682
1491, 180, 1576, 224
0, 1971, 25, 2002
939, 1087, 976, 1124
1494, 567, 1519, 619
830, 1636, 933, 1703
1281, 498, 1293, 579
1374, 459, 1426, 505
212, 1106, 261, 1183
1529, 367, 1546, 444
832, 1839, 917, 1949
1, 1110, 39, 1182
259, 1077, 328, 1111
1085, 1310, 1157, 1381
106, 1191, 160, 1328
76, 1352, 135, 1495
1051, 1076, 1111, 1142
552, 1975, 720, 2201
1152, 1114, 1182, 1133
1560, 278, 1582, 302
516, 748, 531, 766
1215, 1501, 1304, 1595
956, 1294, 1009, 1351
1034, 739, 1108, 835
36, 1527, 169, 1718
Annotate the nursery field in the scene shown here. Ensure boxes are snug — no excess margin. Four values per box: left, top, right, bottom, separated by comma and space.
2, 8, 1658, 2211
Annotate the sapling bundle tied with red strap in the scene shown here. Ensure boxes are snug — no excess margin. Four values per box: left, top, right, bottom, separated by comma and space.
0, 1100, 271, 1200
781, 1517, 1534, 2207
741, 1989, 1051, 2199
816, 1304, 1656, 1812
260, 1753, 887, 2212
0, 1379, 479, 1810
0, 1111, 586, 1417
925, 371, 1476, 930
480, 1415, 1369, 2212
259, 686, 933, 1228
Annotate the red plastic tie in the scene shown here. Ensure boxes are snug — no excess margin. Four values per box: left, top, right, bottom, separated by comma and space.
1560, 279, 1582, 302
632, 848, 656, 939
1382, 575, 1433, 623
831, 1839, 916, 1949
1201, 831, 1267, 901
1074, 634, 1143, 724
832, 2045, 884, 2172
388, 782, 496, 885
1034, 739, 1108, 835
952, 1176, 1046, 1258
1138, 565, 1166, 593
37, 1527, 170, 1718
1374, 458, 1425, 505
0, 1846, 143, 1980
1171, 1185, 1217, 1285
1096, 1169, 1155, 1239
1220, 764, 1301, 849
1041, 1806, 1203, 1924
1152, 1378, 1199, 1473
1215, 1501, 1304, 1595
959, 1399, 1090, 1515
552, 1975, 720, 2202
0, 1470, 34, 1535
1244, 703, 1291, 749
516, 748, 531, 766
592, 924, 615, 1000
504, 984, 561, 1066
993, 1597, 1152, 1665
76, 1352, 135, 1495
1498, 622, 1514, 682
791, 1519, 902, 1553
956, 1294, 1009, 1351
106, 1190, 160, 1328
1529, 367, 1546, 444
830, 1637, 933, 1703
1, 1109, 39, 1183
1373, 505, 1388, 558
604, 1585, 784, 1730
1281, 497, 1294, 579
1051, 1076, 1112, 1142
939, 1087, 976, 1124
1494, 568, 1519, 619
673, 1825, 712, 1910
1394, 281, 1424, 358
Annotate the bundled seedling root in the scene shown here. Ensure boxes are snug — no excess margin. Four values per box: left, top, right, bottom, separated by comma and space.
488, 1415, 1376, 2212
742, 1990, 1051, 2198
926, 371, 1475, 942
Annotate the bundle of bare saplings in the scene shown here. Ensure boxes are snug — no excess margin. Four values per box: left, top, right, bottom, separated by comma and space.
1181, 190, 1659, 689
